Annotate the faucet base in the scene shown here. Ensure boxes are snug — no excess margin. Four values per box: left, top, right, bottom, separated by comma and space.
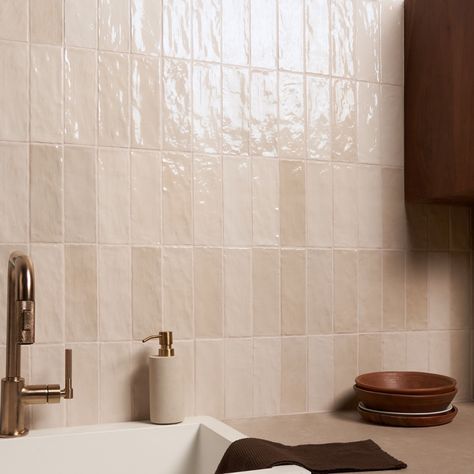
0, 428, 28, 438
0, 377, 26, 438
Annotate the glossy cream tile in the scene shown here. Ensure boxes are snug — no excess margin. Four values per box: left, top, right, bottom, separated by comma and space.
406, 251, 428, 330
380, 84, 403, 166
173, 340, 195, 415
307, 76, 331, 160
334, 250, 357, 333
281, 337, 307, 413
131, 0, 161, 54
382, 167, 406, 249
162, 152, 192, 244
428, 252, 451, 330
449, 331, 471, 400
65, 48, 97, 145
358, 165, 382, 248
131, 151, 161, 244
428, 331, 450, 376
99, 0, 130, 51
308, 335, 334, 411
331, 0, 355, 77
0, 143, 28, 243
334, 334, 357, 406
357, 82, 380, 163
30, 145, 63, 243
222, 0, 249, 66
224, 249, 252, 337
306, 0, 330, 75
450, 252, 471, 329
193, 0, 221, 62
251, 0, 277, 68
382, 251, 405, 331
194, 155, 222, 245
194, 248, 223, 338
130, 342, 152, 420
281, 250, 306, 336
279, 0, 304, 72
65, 245, 98, 342
382, 332, 407, 370
0, 0, 27, 41
64, 146, 97, 243
381, 0, 404, 85
253, 249, 280, 336
30, 0, 62, 44
358, 333, 382, 374
355, 0, 380, 82
406, 332, 429, 371
332, 79, 356, 161
65, 0, 97, 48
163, 0, 192, 58
358, 250, 382, 332
406, 203, 428, 249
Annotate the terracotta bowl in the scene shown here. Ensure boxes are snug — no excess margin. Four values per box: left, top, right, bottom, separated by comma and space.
355, 371, 456, 395
353, 385, 457, 413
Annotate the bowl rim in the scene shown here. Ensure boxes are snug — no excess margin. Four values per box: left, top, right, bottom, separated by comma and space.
355, 371, 457, 395
353, 384, 458, 399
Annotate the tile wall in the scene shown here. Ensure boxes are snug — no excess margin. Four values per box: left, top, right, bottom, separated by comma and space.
0, 0, 472, 428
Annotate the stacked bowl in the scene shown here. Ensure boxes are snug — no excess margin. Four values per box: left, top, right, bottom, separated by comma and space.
354, 371, 458, 427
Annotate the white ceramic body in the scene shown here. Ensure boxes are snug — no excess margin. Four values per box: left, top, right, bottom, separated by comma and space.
149, 354, 184, 424
0, 417, 308, 473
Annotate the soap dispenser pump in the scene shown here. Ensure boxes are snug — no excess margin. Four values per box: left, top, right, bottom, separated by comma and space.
142, 331, 184, 424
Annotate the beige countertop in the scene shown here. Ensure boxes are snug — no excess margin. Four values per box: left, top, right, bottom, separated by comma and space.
226, 402, 474, 473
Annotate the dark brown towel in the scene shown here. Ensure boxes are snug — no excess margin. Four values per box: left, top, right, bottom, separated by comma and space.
215, 438, 407, 473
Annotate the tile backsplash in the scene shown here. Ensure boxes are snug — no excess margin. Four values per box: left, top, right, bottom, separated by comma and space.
0, 0, 472, 429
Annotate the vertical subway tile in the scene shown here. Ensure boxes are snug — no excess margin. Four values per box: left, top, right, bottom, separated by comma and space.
251, 0, 277, 68
65, 0, 97, 48
222, 0, 249, 66
250, 70, 278, 156
131, 151, 161, 244
279, 73, 305, 158
223, 157, 252, 246
0, 0, 28, 41
0, 42, 28, 140
308, 335, 334, 411
194, 155, 223, 245
225, 339, 253, 418
222, 66, 250, 155
357, 82, 380, 163
332, 79, 356, 161
99, 0, 130, 51
334, 250, 357, 333
253, 338, 281, 416
194, 248, 223, 338
449, 331, 471, 400
428, 331, 450, 376
131, 0, 162, 54
331, 0, 355, 77
358, 250, 382, 332
65, 245, 98, 342
280, 161, 305, 247
382, 167, 406, 249
132, 247, 161, 339
307, 162, 333, 247
0, 143, 28, 242
162, 59, 192, 151
193, 0, 221, 62
281, 337, 307, 413
65, 48, 97, 145
450, 207, 471, 250
334, 334, 357, 405
64, 146, 97, 243
98, 148, 130, 244
131, 55, 161, 148
355, 0, 380, 82
252, 158, 279, 245
162, 247, 193, 339
406, 251, 428, 330
358, 165, 382, 248
428, 205, 450, 250
173, 340, 195, 415
162, 152, 192, 244
130, 342, 152, 420
307, 76, 331, 160
358, 333, 382, 374
99, 246, 131, 340
279, 0, 304, 71
406, 332, 429, 371
30, 45, 62, 142
225, 249, 252, 337
382, 332, 407, 370
30, 145, 63, 243
333, 164, 358, 247
30, 0, 62, 44
30, 245, 65, 343
253, 249, 280, 336
382, 251, 405, 330
163, 0, 192, 58
406, 204, 428, 249
193, 62, 221, 154
195, 340, 225, 417
380, 85, 403, 167
381, 0, 404, 85
100, 342, 132, 422
306, 0, 330, 75
428, 252, 451, 330
307, 249, 333, 334
281, 250, 306, 336
98, 53, 130, 147
450, 252, 471, 329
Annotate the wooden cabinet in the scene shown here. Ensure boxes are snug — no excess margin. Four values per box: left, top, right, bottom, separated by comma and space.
405, 0, 474, 203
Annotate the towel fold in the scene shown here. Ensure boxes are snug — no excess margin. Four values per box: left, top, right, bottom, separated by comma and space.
215, 438, 407, 473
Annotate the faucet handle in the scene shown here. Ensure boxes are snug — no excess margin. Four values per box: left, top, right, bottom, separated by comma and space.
62, 349, 73, 400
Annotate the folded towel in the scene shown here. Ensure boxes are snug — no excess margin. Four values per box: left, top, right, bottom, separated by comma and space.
215, 438, 407, 473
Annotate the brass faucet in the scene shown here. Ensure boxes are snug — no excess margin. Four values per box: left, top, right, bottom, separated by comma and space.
0, 252, 73, 437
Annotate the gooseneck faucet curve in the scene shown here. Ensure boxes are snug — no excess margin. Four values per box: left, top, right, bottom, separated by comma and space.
0, 251, 73, 437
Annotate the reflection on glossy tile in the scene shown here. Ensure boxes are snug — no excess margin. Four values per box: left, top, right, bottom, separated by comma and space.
307, 76, 331, 160
163, 0, 191, 58
358, 250, 382, 332
193, 0, 221, 62
357, 82, 380, 163
331, 0, 354, 77
162, 152, 192, 244
332, 79, 356, 161
334, 250, 357, 333
406, 251, 428, 330
0, 42, 27, 140
380, 85, 403, 166
30, 0, 62, 44
355, 0, 380, 82
223, 66, 249, 155
381, 0, 404, 85
281, 337, 306, 413
193, 62, 221, 153
0, 0, 28, 41
279, 73, 305, 158
279, 0, 304, 71
358, 165, 382, 248
98, 53, 130, 146
0, 143, 28, 242
131, 0, 161, 54
382, 251, 405, 330
308, 335, 334, 411
251, 0, 277, 68
99, 0, 130, 51
333, 164, 357, 247
163, 59, 192, 151
65, 0, 97, 48
222, 0, 249, 65
306, 0, 330, 74
131, 55, 161, 148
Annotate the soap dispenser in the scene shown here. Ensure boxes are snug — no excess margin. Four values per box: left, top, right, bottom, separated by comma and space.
142, 331, 184, 424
